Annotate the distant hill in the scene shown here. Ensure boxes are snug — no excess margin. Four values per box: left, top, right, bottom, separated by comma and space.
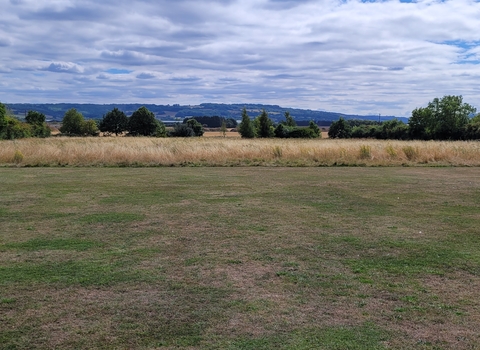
5, 103, 407, 124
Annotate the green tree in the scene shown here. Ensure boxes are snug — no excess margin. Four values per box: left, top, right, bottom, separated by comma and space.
170, 123, 195, 137
308, 120, 321, 138
185, 118, 204, 136
0, 102, 7, 138
238, 107, 255, 138
328, 117, 352, 138
128, 106, 166, 137
284, 111, 296, 127
220, 119, 227, 137
60, 109, 86, 136
409, 107, 433, 140
99, 108, 128, 136
82, 119, 100, 136
256, 109, 274, 138
25, 111, 51, 138
410, 95, 476, 140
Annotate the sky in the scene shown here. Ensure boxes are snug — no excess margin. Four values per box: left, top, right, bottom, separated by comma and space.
1, 0, 480, 117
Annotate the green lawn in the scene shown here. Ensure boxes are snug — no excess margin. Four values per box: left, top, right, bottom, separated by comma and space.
1, 167, 479, 349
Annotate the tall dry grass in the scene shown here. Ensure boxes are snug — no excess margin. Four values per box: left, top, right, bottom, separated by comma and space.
1, 137, 480, 167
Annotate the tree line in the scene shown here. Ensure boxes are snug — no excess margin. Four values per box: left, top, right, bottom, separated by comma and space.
0, 103, 51, 139
3, 96, 480, 140
328, 95, 480, 140
238, 108, 321, 139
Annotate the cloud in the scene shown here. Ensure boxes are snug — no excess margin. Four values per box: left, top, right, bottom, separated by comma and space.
1, 0, 480, 116
136, 72, 156, 79
44, 62, 84, 74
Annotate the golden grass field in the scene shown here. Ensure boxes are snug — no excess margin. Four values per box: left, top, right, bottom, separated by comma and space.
1, 137, 480, 167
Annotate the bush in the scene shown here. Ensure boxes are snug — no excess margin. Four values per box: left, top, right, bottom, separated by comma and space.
82, 119, 100, 136
185, 119, 204, 136
25, 111, 51, 138
169, 123, 196, 137
328, 117, 352, 138
2, 116, 31, 139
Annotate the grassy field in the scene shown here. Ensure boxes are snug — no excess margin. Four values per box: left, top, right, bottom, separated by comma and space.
1, 137, 480, 167
1, 167, 479, 349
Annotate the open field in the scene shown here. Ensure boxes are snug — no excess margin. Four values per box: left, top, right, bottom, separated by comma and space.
1, 167, 479, 349
1, 137, 480, 167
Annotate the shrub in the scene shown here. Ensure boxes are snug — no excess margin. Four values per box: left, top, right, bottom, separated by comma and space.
2, 116, 31, 139
169, 123, 195, 137
328, 117, 352, 138
185, 119, 204, 136
13, 150, 24, 164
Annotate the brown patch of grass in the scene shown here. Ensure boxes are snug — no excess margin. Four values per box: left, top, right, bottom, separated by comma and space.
1, 167, 480, 348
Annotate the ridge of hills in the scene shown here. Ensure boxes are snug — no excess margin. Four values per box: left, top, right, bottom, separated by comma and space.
6, 102, 407, 124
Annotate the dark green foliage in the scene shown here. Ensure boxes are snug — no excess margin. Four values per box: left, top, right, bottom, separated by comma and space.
274, 121, 320, 139
255, 109, 274, 138
182, 116, 237, 128
1, 103, 31, 139
238, 108, 255, 138
169, 119, 204, 137
283, 111, 296, 127
170, 123, 196, 137
409, 95, 476, 140
378, 119, 408, 140
2, 116, 31, 139
2, 104, 31, 140
82, 119, 100, 136
60, 109, 99, 136
225, 118, 237, 128
464, 121, 480, 140
99, 108, 129, 136
409, 107, 433, 140
185, 119, 204, 136
308, 120, 320, 137
25, 111, 51, 138
274, 123, 290, 138
128, 106, 166, 137
328, 117, 352, 138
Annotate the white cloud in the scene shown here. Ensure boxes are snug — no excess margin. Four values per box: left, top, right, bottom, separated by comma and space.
1, 0, 480, 116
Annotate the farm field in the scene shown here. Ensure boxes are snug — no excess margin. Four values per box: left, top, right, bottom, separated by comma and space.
1, 167, 479, 349
1, 137, 480, 167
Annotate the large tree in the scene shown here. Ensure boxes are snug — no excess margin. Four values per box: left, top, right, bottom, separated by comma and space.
328, 117, 352, 138
60, 108, 85, 136
128, 106, 165, 137
0, 102, 6, 137
409, 95, 476, 140
25, 110, 51, 138
255, 109, 274, 138
284, 111, 296, 127
238, 107, 255, 138
60, 108, 98, 136
99, 108, 128, 136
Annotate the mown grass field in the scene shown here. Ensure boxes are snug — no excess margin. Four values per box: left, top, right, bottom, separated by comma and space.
1, 167, 479, 349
